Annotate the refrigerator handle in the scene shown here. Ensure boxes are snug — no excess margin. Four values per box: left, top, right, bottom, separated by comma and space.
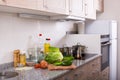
101, 42, 111, 46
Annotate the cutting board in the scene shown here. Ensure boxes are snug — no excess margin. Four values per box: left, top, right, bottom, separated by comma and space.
15, 67, 33, 71
48, 64, 76, 70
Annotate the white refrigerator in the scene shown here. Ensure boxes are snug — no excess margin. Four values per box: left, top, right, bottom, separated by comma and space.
85, 20, 117, 80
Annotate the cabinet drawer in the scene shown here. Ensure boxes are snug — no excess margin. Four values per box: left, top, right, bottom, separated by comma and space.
86, 57, 101, 80
87, 57, 101, 70
73, 64, 88, 80
55, 70, 74, 80
100, 67, 109, 80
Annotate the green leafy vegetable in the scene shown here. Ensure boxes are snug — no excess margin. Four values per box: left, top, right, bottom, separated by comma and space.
45, 46, 74, 66
45, 52, 63, 64
49, 46, 60, 52
53, 56, 74, 66
53, 62, 62, 66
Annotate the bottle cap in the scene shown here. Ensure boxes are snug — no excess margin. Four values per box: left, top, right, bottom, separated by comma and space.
46, 38, 51, 40
20, 50, 26, 54
39, 34, 42, 36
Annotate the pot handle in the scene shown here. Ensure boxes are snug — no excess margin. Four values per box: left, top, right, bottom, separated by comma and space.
77, 42, 81, 45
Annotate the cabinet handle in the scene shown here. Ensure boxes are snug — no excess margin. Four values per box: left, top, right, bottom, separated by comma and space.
92, 63, 96, 67
69, 10, 72, 13
91, 69, 99, 75
85, 14, 88, 16
82, 0, 84, 11
79, 70, 84, 75
64, 78, 69, 80
74, 74, 78, 80
74, 73, 78, 76
44, 5, 48, 9
69, 0, 72, 13
2, 0, 6, 2
84, 3, 87, 6
103, 74, 106, 76
84, 3, 88, 16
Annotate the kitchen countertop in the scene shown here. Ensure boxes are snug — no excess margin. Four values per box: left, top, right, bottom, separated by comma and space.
2, 54, 101, 80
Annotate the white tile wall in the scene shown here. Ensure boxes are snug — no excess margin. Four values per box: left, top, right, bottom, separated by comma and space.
0, 12, 76, 64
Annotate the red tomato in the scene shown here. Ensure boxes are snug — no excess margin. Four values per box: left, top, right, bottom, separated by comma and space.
40, 60, 48, 69
34, 64, 41, 69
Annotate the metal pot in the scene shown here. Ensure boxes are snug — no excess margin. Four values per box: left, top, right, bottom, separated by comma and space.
60, 47, 73, 56
72, 43, 86, 59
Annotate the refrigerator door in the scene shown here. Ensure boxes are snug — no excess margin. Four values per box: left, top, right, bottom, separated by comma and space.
110, 21, 117, 39
85, 20, 117, 80
110, 39, 117, 80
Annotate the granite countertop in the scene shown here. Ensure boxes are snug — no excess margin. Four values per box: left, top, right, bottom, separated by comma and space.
2, 54, 101, 80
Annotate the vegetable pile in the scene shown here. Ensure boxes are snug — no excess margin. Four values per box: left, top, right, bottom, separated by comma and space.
45, 46, 74, 66
34, 46, 74, 69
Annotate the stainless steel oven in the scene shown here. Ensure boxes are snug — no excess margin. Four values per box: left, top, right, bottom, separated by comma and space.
101, 35, 111, 71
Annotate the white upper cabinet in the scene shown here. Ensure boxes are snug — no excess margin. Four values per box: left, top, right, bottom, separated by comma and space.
5, 0, 37, 9
42, 0, 69, 15
0, 0, 97, 20
70, 0, 85, 17
0, 0, 5, 5
37, 0, 44, 10
85, 0, 96, 20
95, 0, 104, 12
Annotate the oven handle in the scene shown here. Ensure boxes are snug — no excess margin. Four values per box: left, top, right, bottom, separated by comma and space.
101, 42, 111, 46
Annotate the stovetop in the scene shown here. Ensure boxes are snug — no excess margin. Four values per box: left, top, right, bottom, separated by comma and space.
81, 53, 97, 60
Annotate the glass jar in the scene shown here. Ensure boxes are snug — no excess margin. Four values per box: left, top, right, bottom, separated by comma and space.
20, 53, 26, 67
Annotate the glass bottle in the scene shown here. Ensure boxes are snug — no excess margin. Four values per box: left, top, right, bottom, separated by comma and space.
38, 34, 43, 49
44, 38, 51, 54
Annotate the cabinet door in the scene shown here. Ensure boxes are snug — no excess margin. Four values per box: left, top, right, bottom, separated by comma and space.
37, 0, 44, 10
96, 0, 104, 12
56, 71, 74, 80
74, 65, 88, 80
0, 0, 5, 5
100, 67, 109, 80
70, 0, 85, 17
87, 57, 101, 80
85, 0, 96, 19
5, 0, 37, 9
44, 0, 69, 14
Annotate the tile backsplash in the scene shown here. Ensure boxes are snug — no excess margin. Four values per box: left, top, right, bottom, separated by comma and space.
0, 12, 76, 64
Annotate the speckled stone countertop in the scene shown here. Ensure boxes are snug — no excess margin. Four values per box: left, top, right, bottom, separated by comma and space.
2, 54, 101, 80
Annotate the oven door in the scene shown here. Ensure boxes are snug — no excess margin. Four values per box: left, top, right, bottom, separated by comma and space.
101, 41, 111, 71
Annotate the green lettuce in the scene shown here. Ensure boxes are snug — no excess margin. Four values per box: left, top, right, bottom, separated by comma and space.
45, 51, 63, 64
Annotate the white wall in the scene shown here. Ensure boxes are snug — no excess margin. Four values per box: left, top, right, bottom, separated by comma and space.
91, 0, 120, 80
65, 34, 101, 54
0, 12, 76, 64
